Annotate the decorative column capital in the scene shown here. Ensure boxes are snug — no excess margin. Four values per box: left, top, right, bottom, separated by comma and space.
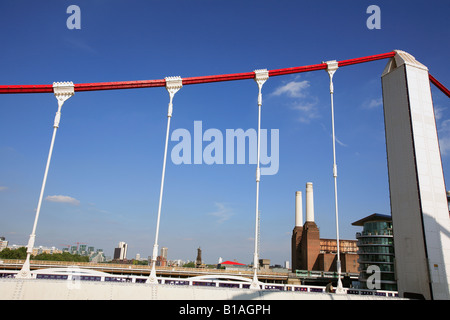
165, 76, 182, 117
254, 69, 269, 107
53, 81, 74, 105
164, 76, 183, 96
323, 60, 339, 93
323, 60, 339, 76
254, 69, 269, 86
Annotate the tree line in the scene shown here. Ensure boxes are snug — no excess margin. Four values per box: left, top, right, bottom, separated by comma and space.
0, 247, 89, 262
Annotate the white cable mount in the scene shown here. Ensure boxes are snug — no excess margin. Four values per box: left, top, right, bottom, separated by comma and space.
254, 69, 269, 106
165, 76, 183, 117
254, 69, 269, 83
323, 60, 339, 94
53, 81, 74, 104
165, 76, 183, 93
52, 82, 74, 128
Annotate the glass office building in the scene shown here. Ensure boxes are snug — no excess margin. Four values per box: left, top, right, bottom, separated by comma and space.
352, 213, 397, 291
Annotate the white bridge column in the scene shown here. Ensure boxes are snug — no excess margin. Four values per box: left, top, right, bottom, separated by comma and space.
250, 69, 269, 290
382, 50, 450, 300
148, 76, 182, 284
17, 82, 74, 279
324, 60, 344, 294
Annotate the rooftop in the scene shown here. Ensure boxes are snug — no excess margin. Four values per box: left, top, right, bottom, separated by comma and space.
219, 260, 246, 266
351, 213, 392, 226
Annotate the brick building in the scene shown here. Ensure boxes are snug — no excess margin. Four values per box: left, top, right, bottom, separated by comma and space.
291, 183, 359, 273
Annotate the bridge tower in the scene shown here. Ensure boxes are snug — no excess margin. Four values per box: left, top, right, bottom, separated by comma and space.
382, 50, 450, 300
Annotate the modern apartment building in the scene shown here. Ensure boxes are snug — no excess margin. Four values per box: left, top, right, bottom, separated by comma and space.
352, 213, 397, 291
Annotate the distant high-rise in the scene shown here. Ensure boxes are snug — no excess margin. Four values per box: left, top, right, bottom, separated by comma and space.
113, 241, 128, 260
79, 244, 87, 255
0, 237, 8, 251
196, 247, 203, 268
161, 247, 168, 260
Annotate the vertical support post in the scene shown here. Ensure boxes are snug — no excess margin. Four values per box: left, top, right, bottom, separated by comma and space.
17, 82, 74, 279
148, 76, 182, 284
324, 60, 344, 293
250, 69, 269, 290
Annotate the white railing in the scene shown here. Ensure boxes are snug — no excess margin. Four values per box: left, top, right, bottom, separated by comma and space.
0, 268, 399, 298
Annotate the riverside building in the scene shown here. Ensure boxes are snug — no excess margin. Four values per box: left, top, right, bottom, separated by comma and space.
352, 213, 397, 291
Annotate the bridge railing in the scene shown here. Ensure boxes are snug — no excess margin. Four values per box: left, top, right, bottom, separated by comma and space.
0, 261, 400, 298
295, 269, 359, 278
0, 259, 290, 278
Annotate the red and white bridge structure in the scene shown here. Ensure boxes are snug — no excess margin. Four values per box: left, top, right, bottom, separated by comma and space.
1, 50, 449, 300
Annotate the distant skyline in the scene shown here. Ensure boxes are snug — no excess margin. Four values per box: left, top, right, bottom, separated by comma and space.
1, 1, 449, 265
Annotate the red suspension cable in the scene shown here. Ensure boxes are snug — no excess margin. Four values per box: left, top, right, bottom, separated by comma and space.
0, 51, 396, 94
429, 74, 450, 98
1, 51, 447, 96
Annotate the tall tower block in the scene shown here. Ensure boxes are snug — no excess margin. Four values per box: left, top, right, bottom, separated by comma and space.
382, 50, 450, 299
195, 247, 202, 268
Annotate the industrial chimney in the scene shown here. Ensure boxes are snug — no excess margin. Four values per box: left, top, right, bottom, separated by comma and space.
305, 182, 314, 222
291, 190, 304, 271
295, 191, 303, 227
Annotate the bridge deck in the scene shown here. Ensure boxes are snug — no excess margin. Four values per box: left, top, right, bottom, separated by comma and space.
0, 278, 403, 300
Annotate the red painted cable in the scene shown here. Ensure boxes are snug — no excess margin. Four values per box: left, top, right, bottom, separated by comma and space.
0, 51, 406, 94
338, 51, 396, 67
0, 85, 53, 94
429, 74, 450, 99
182, 72, 255, 85
75, 79, 167, 92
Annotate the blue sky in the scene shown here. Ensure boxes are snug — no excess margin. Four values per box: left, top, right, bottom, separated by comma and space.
0, 1, 449, 265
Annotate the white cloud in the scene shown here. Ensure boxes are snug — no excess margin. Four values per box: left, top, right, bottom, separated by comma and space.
0, 186, 8, 191
291, 100, 320, 123
434, 105, 445, 121
271, 78, 321, 123
45, 195, 80, 206
362, 97, 382, 110
271, 80, 310, 98
208, 202, 233, 224
320, 123, 348, 147
368, 98, 382, 109
335, 136, 348, 147
63, 37, 98, 55
438, 119, 450, 156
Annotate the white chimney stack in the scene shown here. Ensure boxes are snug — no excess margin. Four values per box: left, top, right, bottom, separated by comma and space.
295, 191, 303, 227
305, 182, 314, 222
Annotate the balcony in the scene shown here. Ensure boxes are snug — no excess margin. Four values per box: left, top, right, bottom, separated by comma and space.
356, 230, 393, 238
